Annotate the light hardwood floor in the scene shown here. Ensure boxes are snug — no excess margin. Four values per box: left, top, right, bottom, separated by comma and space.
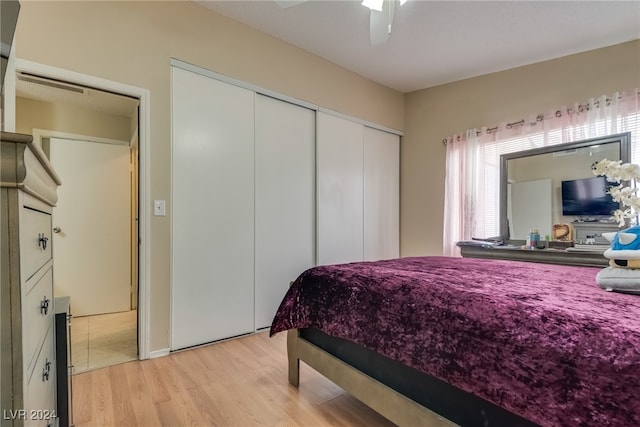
72, 330, 396, 427
72, 310, 138, 373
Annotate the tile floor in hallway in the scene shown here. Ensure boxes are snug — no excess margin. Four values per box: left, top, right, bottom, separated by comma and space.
71, 309, 138, 374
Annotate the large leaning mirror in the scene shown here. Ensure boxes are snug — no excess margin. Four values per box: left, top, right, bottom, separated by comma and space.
500, 132, 631, 242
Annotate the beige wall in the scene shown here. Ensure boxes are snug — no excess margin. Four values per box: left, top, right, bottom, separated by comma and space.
14, 1, 404, 353
15, 97, 133, 142
402, 40, 640, 256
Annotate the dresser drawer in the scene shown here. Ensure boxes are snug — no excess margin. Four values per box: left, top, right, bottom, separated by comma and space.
20, 207, 52, 281
26, 324, 57, 427
24, 262, 54, 376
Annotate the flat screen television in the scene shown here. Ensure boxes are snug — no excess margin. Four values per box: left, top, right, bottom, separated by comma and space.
561, 175, 619, 216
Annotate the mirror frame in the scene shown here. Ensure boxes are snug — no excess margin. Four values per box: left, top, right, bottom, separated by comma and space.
499, 132, 631, 240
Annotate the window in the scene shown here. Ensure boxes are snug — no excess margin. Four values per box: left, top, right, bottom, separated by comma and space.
444, 91, 640, 256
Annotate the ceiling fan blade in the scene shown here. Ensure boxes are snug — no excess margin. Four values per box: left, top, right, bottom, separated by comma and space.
369, 0, 396, 45
274, 0, 309, 8
369, 10, 389, 45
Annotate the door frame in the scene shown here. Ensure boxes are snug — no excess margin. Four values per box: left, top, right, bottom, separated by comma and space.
15, 58, 151, 359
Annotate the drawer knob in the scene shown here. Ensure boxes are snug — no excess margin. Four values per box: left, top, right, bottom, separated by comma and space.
40, 297, 50, 315
42, 358, 51, 382
38, 233, 49, 250
53, 226, 62, 234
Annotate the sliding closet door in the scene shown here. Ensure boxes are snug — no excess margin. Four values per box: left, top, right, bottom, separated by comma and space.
317, 112, 364, 265
254, 95, 315, 329
364, 127, 400, 261
171, 66, 255, 350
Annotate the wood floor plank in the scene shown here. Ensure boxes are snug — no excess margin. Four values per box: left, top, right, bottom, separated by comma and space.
149, 355, 188, 397
90, 367, 116, 426
192, 342, 238, 384
171, 348, 217, 390
139, 359, 172, 404
322, 394, 396, 427
108, 363, 141, 426
154, 398, 208, 427
187, 383, 238, 426
148, 357, 210, 427
73, 330, 397, 426
71, 369, 93, 425
122, 362, 164, 426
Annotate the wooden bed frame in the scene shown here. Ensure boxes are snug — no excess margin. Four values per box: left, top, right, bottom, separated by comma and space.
286, 329, 456, 427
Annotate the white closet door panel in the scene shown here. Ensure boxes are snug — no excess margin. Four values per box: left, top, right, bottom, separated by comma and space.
363, 127, 400, 261
254, 95, 315, 329
317, 112, 364, 265
171, 67, 255, 350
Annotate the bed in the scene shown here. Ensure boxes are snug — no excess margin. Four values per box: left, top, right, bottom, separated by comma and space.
269, 256, 640, 427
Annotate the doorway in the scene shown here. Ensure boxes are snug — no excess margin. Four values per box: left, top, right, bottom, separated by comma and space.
14, 59, 150, 367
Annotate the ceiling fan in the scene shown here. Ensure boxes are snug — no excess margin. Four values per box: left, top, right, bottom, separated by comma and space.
274, 0, 408, 45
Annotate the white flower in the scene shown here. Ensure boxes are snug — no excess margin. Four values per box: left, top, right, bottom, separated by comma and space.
613, 210, 628, 227
613, 186, 636, 204
593, 159, 639, 226
620, 163, 640, 181
592, 159, 623, 180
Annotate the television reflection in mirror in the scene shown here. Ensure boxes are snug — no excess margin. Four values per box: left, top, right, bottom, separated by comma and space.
561, 175, 619, 218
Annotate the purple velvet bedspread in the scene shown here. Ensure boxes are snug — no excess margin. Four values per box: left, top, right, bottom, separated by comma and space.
270, 256, 640, 427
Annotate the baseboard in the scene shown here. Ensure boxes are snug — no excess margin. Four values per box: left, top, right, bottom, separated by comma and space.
148, 348, 170, 359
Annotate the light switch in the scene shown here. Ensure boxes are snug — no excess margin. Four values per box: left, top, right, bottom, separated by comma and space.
154, 200, 166, 216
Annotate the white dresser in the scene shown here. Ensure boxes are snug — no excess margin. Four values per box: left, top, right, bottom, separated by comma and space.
1, 132, 62, 427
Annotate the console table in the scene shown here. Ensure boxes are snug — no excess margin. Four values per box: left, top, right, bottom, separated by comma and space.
459, 245, 609, 268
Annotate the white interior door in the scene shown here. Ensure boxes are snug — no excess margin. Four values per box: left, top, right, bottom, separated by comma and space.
254, 94, 315, 329
171, 66, 255, 350
50, 138, 131, 317
317, 112, 364, 265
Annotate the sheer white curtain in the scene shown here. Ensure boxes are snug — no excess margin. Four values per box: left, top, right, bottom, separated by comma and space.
443, 89, 640, 256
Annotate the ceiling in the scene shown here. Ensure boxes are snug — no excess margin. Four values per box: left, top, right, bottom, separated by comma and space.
196, 0, 640, 93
